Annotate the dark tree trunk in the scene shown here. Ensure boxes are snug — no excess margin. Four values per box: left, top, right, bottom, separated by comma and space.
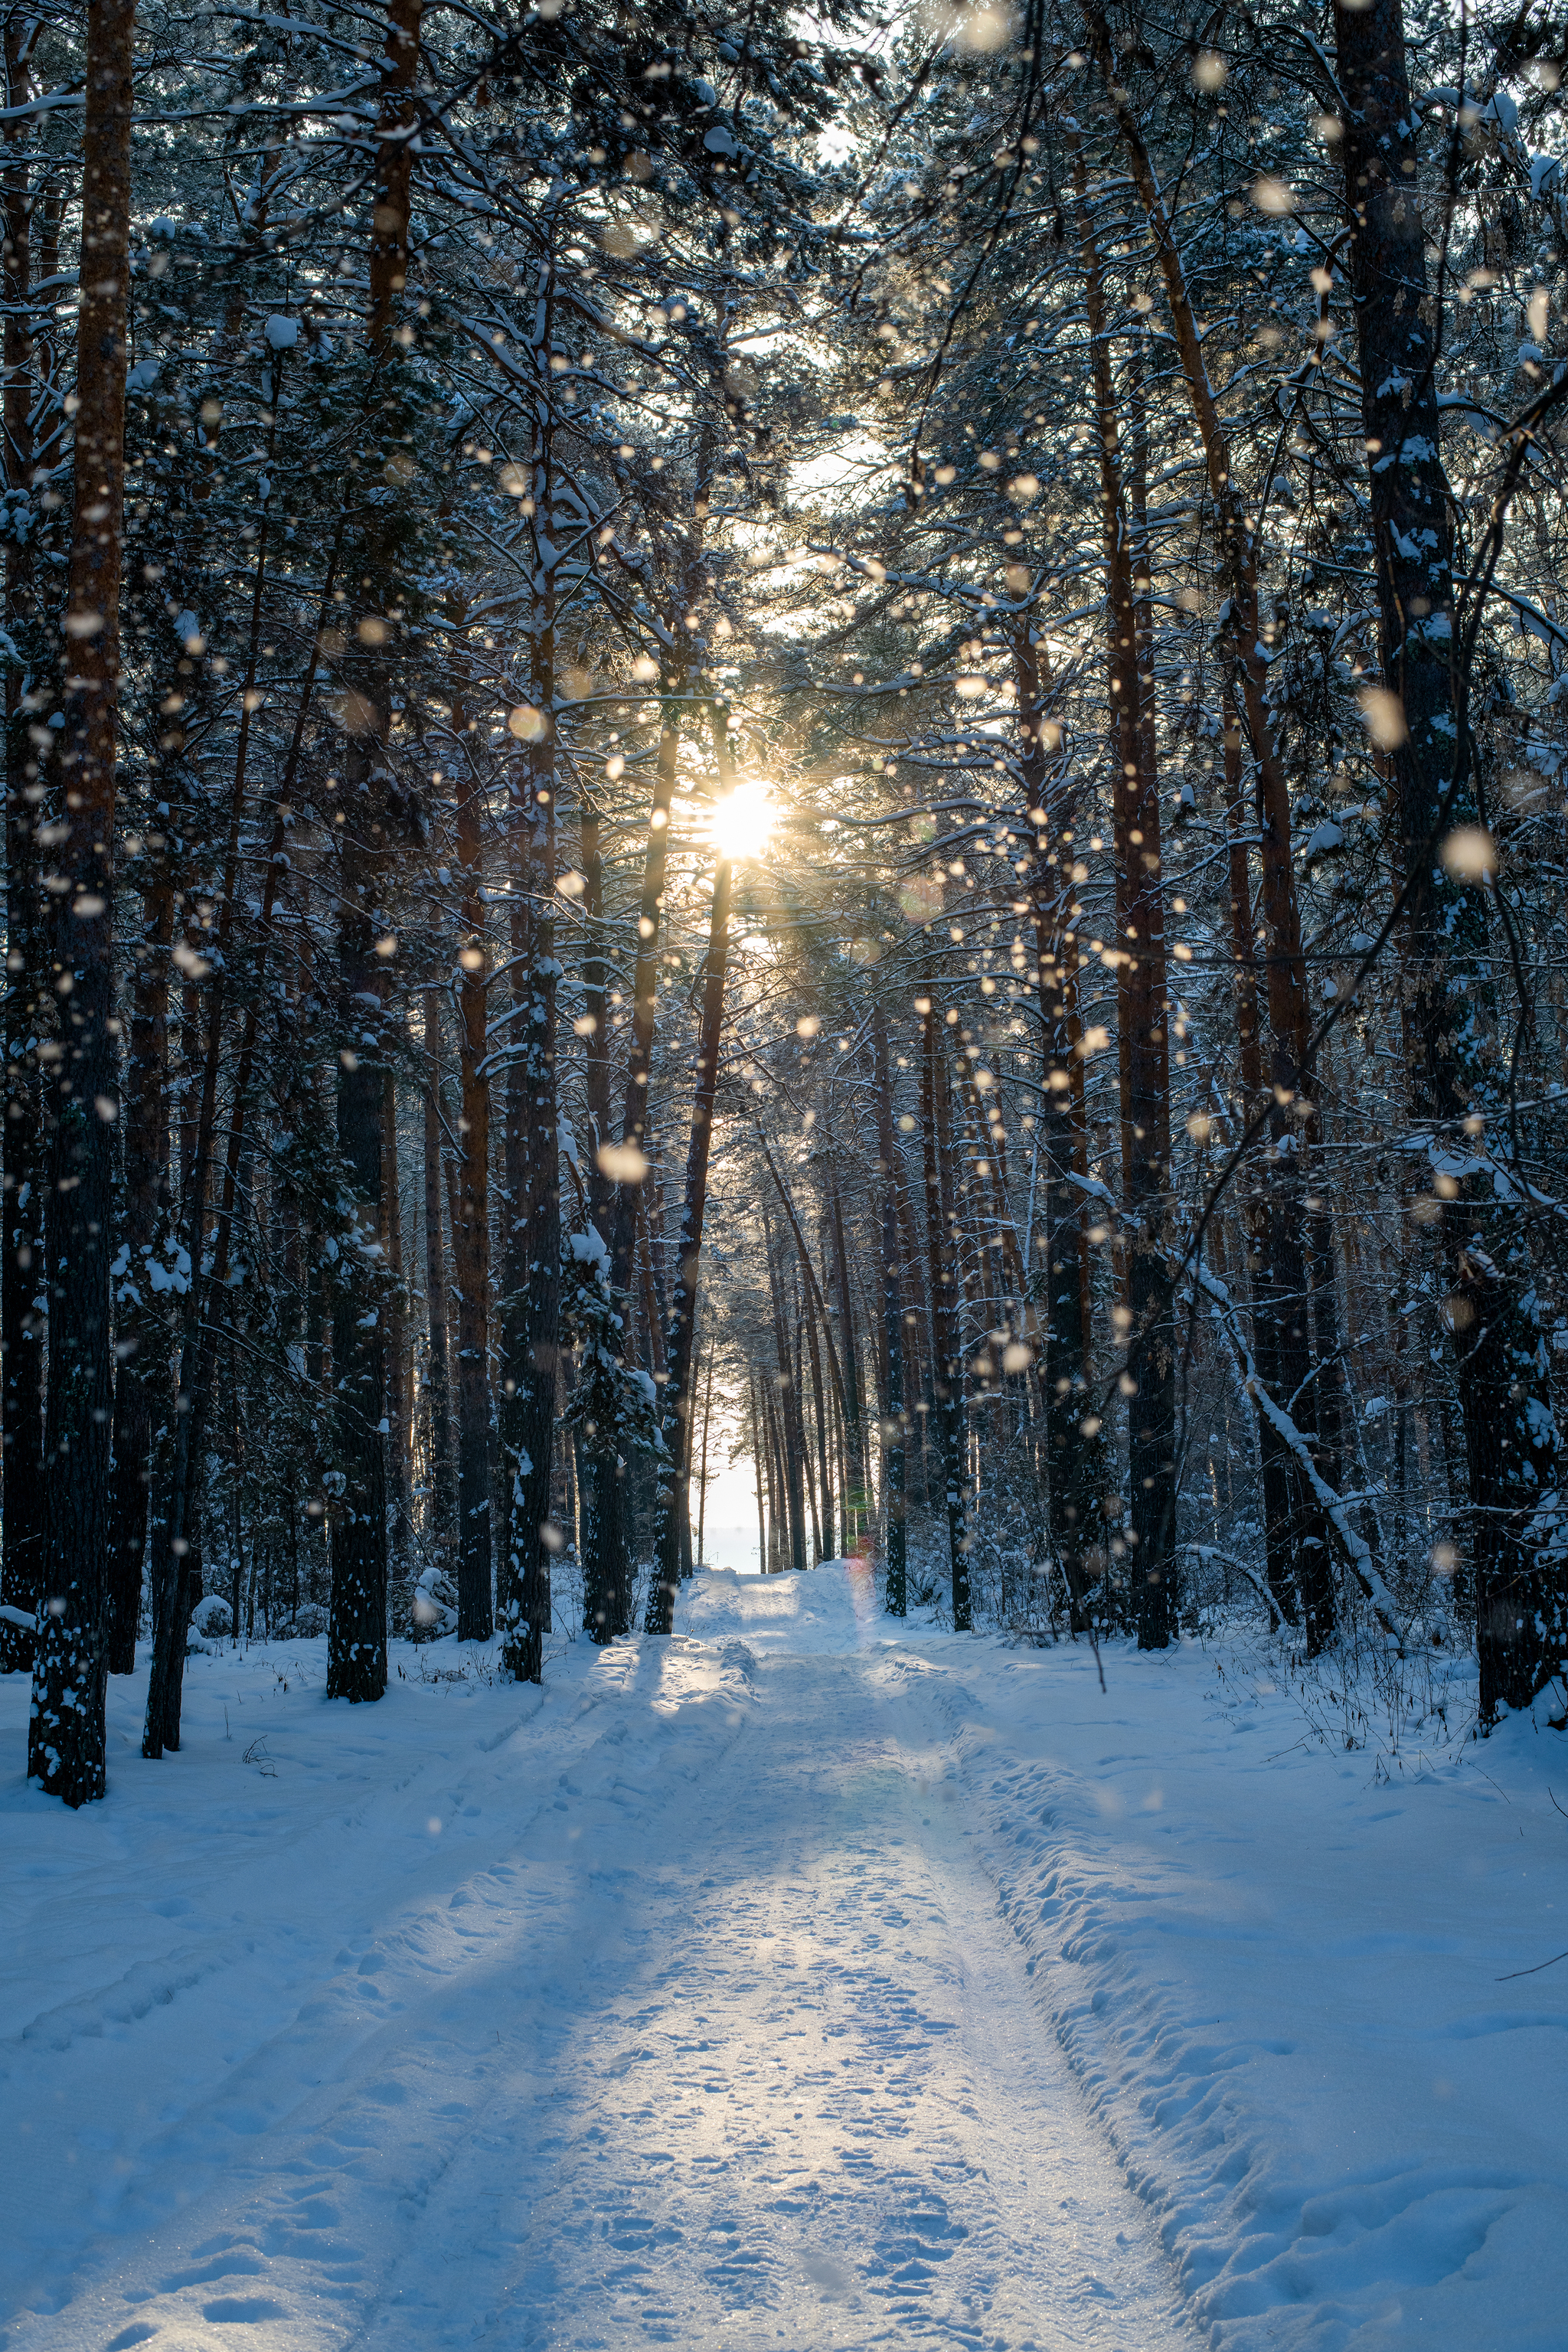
1, 9, 44, 1661
143, 513, 335, 1753
759, 1371, 781, 1573
1083, 31, 1336, 1649
645, 830, 733, 1634
872, 1004, 907, 1615
763, 1209, 808, 1576
1017, 635, 1102, 1628
767, 1378, 791, 1577
825, 1156, 866, 1547
750, 1370, 767, 1573
918, 997, 970, 1628
451, 691, 492, 1641
325, 0, 423, 1701
381, 1073, 412, 1625
797, 1305, 822, 1563
328, 851, 390, 1700
161, 1491, 201, 1753
422, 999, 456, 1573
28, 0, 135, 1803
695, 1343, 714, 1570
1074, 144, 1175, 1650
501, 759, 560, 1684
1221, 688, 1297, 1630
106, 868, 173, 1669
583, 673, 686, 1638
803, 1280, 831, 1561
758, 1125, 852, 1505
579, 800, 610, 1161
1334, 0, 1564, 1718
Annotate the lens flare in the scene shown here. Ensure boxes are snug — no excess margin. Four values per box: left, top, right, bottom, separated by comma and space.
712, 781, 775, 864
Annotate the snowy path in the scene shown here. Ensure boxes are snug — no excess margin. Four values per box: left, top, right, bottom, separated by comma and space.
2, 1567, 1190, 2352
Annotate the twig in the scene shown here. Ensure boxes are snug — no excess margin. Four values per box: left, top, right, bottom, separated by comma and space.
1497, 1949, 1568, 1982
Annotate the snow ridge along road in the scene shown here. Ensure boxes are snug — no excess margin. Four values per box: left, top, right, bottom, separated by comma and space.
5, 1561, 1566, 2348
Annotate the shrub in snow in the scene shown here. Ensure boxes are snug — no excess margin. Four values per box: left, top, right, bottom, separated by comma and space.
0, 1601, 34, 1672
286, 1602, 329, 1638
410, 1563, 458, 1641
191, 1594, 233, 1639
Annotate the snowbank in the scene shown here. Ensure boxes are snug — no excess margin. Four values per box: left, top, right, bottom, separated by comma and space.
2, 1570, 1565, 2350
925, 1631, 1568, 2350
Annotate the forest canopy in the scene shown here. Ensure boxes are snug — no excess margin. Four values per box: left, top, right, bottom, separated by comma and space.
5, 0, 1568, 1803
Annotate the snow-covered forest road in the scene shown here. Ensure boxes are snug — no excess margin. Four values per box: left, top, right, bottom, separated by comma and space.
5, 1567, 1566, 2350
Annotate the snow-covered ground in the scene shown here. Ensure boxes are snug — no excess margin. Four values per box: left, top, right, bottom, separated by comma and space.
2, 1566, 1564, 2350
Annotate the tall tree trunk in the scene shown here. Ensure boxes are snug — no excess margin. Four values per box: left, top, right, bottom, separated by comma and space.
763, 1375, 786, 1573
579, 798, 610, 1161
695, 1342, 714, 1570
825, 1155, 865, 1547
450, 668, 492, 1641
1084, 32, 1335, 1648
497, 872, 528, 1582
763, 1206, 808, 1576
1073, 141, 1176, 1650
645, 821, 733, 1634
918, 997, 971, 1628
381, 1071, 411, 1625
422, 998, 456, 1573
0, 5, 44, 1663
757, 1125, 852, 1458
500, 761, 560, 1684
143, 506, 338, 1750
326, 0, 422, 1702
1221, 686, 1297, 1629
797, 1303, 822, 1563
1017, 635, 1102, 1626
872, 1002, 907, 1615
583, 667, 687, 1638
328, 852, 391, 1699
758, 1370, 779, 1572
106, 867, 172, 1669
497, 273, 564, 1680
1334, 0, 1563, 1715
28, 0, 135, 1802
803, 1274, 832, 1561
750, 1368, 767, 1573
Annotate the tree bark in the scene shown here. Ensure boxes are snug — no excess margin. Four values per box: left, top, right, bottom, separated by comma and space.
326, 0, 423, 1700
421, 997, 456, 1573
872, 1003, 907, 1614
825, 1155, 865, 1549
645, 821, 733, 1632
500, 761, 560, 1684
1220, 686, 1297, 1629
1073, 140, 1175, 1649
450, 676, 492, 1641
583, 668, 686, 1636
381, 1073, 412, 1626
143, 511, 338, 1750
749, 1369, 767, 1574
106, 867, 173, 1669
763, 1204, 808, 1576
1016, 635, 1103, 1625
1334, 0, 1564, 1715
28, 0, 135, 1802
1078, 57, 1338, 1647
0, 7, 44, 1661
695, 1342, 714, 1569
918, 997, 970, 1628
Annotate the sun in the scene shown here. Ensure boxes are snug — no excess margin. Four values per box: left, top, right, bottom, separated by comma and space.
711, 780, 776, 865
